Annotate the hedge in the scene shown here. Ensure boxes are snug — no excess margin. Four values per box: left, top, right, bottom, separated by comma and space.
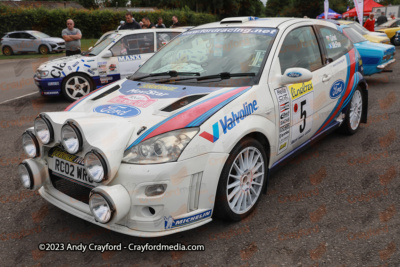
0, 5, 217, 39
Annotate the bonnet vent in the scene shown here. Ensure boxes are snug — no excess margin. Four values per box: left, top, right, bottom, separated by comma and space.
161, 94, 207, 112
91, 85, 121, 101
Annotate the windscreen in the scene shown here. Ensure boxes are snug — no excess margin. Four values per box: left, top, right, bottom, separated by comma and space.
343, 28, 367, 43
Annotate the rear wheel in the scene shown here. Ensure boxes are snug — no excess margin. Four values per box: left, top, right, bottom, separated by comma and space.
340, 87, 363, 135
2, 46, 13, 56
39, 45, 49, 55
214, 138, 267, 221
62, 73, 94, 102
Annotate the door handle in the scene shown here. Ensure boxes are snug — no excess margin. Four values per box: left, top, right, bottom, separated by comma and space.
322, 74, 332, 82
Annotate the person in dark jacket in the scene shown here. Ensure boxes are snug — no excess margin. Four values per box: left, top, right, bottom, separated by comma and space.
119, 12, 141, 30
376, 12, 388, 26
171, 16, 181, 28
155, 17, 166, 28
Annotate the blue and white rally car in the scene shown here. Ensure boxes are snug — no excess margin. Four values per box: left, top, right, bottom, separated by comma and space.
19, 17, 367, 237
34, 28, 185, 101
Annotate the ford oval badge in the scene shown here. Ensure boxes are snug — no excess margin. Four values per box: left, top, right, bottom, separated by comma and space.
94, 104, 141, 117
330, 80, 345, 99
287, 72, 302, 78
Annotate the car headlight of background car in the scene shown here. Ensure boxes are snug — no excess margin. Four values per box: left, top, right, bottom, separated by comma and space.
36, 70, 49, 78
122, 128, 199, 164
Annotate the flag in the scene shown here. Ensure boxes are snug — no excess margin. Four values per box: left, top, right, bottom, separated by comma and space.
354, 0, 364, 25
347, 6, 350, 11
324, 0, 329, 19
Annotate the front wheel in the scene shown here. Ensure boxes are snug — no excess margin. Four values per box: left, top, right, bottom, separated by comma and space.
340, 87, 363, 135
2, 46, 13, 56
214, 138, 267, 221
61, 73, 94, 102
39, 45, 49, 55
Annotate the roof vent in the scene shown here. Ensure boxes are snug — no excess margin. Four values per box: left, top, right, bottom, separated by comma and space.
220, 17, 258, 24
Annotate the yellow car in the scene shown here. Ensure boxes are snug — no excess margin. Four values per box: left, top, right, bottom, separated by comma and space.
338, 20, 390, 44
375, 19, 400, 43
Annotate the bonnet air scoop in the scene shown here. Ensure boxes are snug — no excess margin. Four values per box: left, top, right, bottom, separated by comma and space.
161, 94, 208, 112
91, 85, 121, 101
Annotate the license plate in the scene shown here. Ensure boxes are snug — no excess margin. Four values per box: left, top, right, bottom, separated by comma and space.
52, 157, 95, 187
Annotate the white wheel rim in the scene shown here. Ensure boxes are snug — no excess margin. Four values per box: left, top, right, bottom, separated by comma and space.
65, 76, 91, 100
349, 90, 362, 131
226, 147, 264, 214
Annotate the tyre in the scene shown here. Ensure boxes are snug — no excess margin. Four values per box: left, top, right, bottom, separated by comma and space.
39, 45, 49, 55
61, 73, 94, 102
2, 46, 13, 56
340, 87, 363, 135
214, 137, 267, 221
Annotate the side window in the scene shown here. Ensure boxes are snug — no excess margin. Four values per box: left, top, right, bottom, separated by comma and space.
110, 33, 154, 57
156, 32, 180, 50
319, 27, 353, 61
8, 33, 21, 39
20, 33, 33, 39
395, 20, 400, 27
278, 26, 323, 73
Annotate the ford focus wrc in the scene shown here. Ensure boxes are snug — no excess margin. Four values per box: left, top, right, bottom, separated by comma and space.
18, 17, 368, 237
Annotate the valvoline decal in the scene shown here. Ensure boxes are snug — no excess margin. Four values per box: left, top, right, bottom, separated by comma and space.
93, 104, 141, 117
200, 100, 258, 143
330, 80, 345, 99
287, 72, 302, 78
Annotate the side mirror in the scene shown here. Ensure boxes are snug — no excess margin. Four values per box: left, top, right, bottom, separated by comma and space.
102, 50, 112, 58
280, 68, 313, 85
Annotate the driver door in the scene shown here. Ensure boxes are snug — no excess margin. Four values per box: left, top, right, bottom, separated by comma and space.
110, 33, 155, 79
268, 25, 333, 159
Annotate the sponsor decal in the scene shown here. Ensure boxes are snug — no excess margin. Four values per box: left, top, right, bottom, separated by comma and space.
118, 55, 142, 62
43, 91, 59, 95
100, 77, 113, 83
291, 92, 313, 145
200, 100, 258, 143
274, 87, 291, 154
109, 64, 117, 72
98, 62, 107, 77
164, 209, 212, 229
47, 82, 59, 86
50, 63, 66, 78
330, 79, 345, 99
48, 147, 84, 165
109, 94, 157, 108
84, 64, 91, 68
93, 104, 141, 118
68, 66, 72, 71
72, 61, 79, 67
181, 27, 278, 37
288, 81, 314, 100
123, 88, 169, 97
287, 72, 302, 78
88, 69, 95, 75
139, 83, 178, 91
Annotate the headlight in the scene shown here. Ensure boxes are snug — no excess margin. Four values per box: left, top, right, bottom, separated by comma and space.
122, 128, 199, 164
61, 123, 82, 154
38, 70, 49, 78
89, 192, 113, 223
22, 132, 39, 158
34, 116, 53, 144
18, 163, 33, 189
84, 151, 107, 183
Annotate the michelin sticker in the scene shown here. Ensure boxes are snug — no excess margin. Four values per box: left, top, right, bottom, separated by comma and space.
164, 209, 212, 229
274, 87, 291, 154
93, 104, 141, 118
288, 81, 314, 145
330, 80, 345, 99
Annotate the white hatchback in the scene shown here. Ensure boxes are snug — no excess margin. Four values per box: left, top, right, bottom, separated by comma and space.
19, 17, 368, 237
34, 28, 185, 101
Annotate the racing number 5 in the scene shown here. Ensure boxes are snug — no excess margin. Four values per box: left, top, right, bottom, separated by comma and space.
300, 100, 306, 133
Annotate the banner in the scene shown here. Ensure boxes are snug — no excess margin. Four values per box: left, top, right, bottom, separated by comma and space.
324, 0, 329, 19
354, 0, 364, 24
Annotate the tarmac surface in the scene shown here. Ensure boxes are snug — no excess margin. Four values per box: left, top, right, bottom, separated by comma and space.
0, 48, 399, 266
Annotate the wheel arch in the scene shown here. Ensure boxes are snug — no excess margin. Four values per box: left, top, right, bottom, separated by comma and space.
62, 71, 95, 86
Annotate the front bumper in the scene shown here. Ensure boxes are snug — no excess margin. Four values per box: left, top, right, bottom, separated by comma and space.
34, 75, 62, 96
36, 152, 228, 237
377, 59, 396, 69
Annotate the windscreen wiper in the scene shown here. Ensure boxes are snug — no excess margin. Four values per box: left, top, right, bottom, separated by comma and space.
131, 70, 200, 81
156, 72, 256, 83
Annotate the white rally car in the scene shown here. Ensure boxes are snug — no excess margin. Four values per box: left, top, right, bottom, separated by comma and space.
34, 28, 185, 101
19, 17, 367, 237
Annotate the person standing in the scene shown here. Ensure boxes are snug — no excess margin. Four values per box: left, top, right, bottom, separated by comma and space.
376, 12, 388, 26
390, 13, 396, 20
171, 16, 181, 28
155, 17, 166, 28
364, 14, 375, 32
62, 19, 82, 56
141, 17, 156, 29
119, 12, 141, 30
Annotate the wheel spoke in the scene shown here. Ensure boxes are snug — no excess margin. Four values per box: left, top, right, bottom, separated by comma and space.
244, 148, 249, 169
231, 190, 241, 208
236, 192, 244, 212
251, 186, 258, 196
228, 186, 240, 201
249, 154, 260, 169
74, 77, 79, 85
229, 174, 241, 179
239, 154, 245, 170
233, 162, 243, 175
252, 162, 263, 173
248, 191, 253, 204
227, 180, 240, 190
71, 90, 78, 97
253, 172, 263, 179
252, 181, 262, 186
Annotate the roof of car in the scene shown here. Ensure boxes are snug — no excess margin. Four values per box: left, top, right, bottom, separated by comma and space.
194, 17, 336, 29
116, 28, 187, 34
